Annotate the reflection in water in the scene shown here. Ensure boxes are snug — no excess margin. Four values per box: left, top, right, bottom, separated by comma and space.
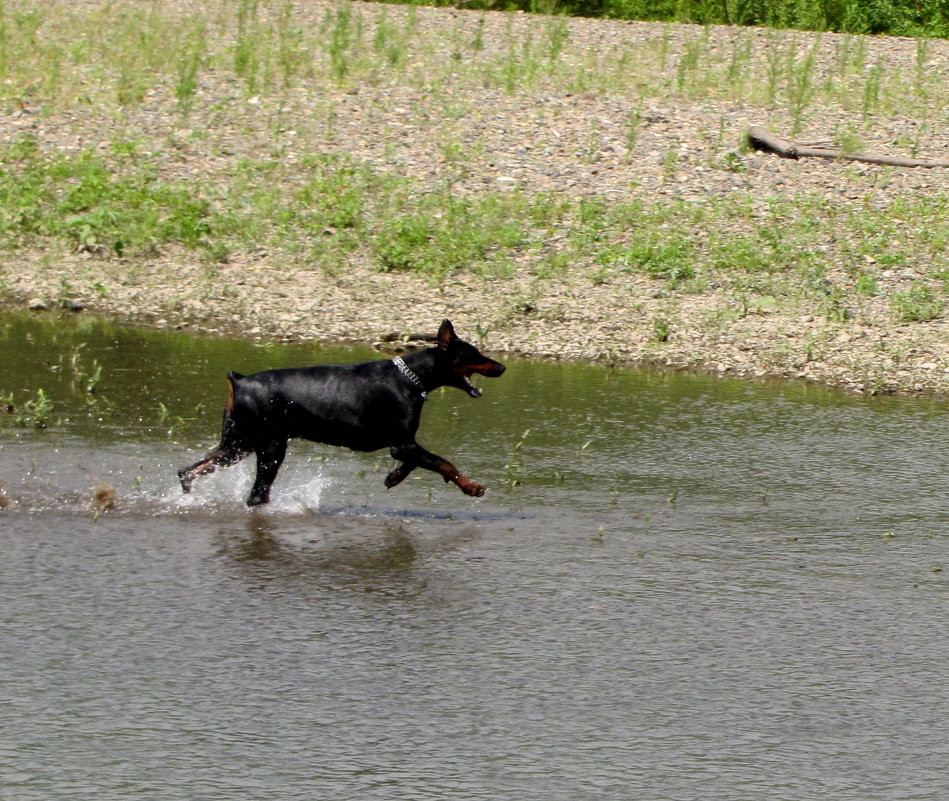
213, 513, 431, 597
219, 514, 289, 563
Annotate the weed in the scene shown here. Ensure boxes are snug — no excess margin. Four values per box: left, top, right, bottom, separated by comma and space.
581, 120, 602, 164
373, 189, 525, 277
833, 122, 865, 156
675, 29, 707, 94
503, 428, 532, 487
157, 401, 188, 436
913, 37, 931, 98
327, 2, 356, 83
14, 388, 53, 429
375, 214, 434, 272
623, 235, 695, 283
545, 18, 568, 60
66, 343, 103, 395
855, 271, 879, 296
861, 62, 884, 119
651, 314, 671, 342
174, 28, 205, 116
819, 286, 850, 322
625, 107, 641, 159
892, 282, 943, 322
786, 35, 821, 135
276, 0, 307, 86
764, 30, 785, 104
471, 15, 485, 51
372, 10, 409, 69
234, 0, 260, 91
722, 151, 746, 172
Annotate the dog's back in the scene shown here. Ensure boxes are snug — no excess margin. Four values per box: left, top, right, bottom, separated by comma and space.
228, 361, 415, 451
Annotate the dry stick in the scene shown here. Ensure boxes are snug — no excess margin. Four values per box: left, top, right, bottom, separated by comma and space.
747, 126, 949, 169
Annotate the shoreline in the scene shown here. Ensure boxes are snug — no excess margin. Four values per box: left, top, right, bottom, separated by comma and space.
6, 244, 948, 397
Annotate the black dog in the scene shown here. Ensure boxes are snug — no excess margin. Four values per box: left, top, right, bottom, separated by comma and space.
178, 320, 505, 506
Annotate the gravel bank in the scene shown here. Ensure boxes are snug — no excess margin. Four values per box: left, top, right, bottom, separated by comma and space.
3, 1, 948, 394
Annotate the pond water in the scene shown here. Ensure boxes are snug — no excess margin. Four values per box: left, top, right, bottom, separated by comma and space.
1, 312, 947, 801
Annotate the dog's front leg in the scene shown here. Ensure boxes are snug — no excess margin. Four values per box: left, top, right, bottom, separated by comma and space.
389, 444, 485, 497
384, 462, 417, 489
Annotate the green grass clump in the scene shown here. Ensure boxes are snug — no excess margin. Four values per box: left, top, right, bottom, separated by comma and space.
892, 282, 944, 322
0, 138, 538, 276
610, 235, 696, 283
6, 387, 55, 429
0, 138, 219, 258
374, 191, 527, 277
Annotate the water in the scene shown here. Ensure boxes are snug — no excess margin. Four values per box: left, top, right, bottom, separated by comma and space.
1, 312, 947, 801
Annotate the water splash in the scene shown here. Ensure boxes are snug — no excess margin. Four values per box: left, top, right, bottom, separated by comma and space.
163, 459, 328, 515
0, 441, 330, 518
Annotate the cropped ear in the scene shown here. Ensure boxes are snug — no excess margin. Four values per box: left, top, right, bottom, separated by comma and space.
437, 319, 456, 350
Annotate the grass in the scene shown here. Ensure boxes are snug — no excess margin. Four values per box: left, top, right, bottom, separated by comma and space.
5, 387, 55, 428
0, 1, 944, 118
892, 282, 944, 322
0, 0, 945, 348
2, 128, 945, 320
0, 137, 219, 259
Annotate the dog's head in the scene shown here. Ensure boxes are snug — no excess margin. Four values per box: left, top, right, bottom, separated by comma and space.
436, 319, 505, 398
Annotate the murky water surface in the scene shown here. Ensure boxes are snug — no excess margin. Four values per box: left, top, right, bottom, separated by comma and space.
1, 313, 947, 800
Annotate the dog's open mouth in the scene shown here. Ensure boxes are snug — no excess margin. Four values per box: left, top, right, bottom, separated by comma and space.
462, 374, 483, 398
460, 362, 505, 397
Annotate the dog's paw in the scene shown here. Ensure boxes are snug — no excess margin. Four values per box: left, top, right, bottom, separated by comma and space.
384, 468, 408, 489
177, 469, 193, 494
459, 479, 485, 497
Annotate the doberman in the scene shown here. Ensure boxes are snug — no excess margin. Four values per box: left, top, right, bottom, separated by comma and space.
178, 320, 505, 506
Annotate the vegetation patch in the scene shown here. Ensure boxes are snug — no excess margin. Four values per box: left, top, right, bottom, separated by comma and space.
1, 131, 946, 328
0, 0, 946, 393
0, 138, 218, 259
405, 0, 949, 38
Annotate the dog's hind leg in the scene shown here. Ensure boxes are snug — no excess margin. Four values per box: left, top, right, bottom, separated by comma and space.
178, 443, 250, 493
178, 406, 249, 493
247, 440, 288, 506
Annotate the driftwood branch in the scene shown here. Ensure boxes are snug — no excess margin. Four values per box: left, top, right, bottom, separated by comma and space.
747, 126, 949, 169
